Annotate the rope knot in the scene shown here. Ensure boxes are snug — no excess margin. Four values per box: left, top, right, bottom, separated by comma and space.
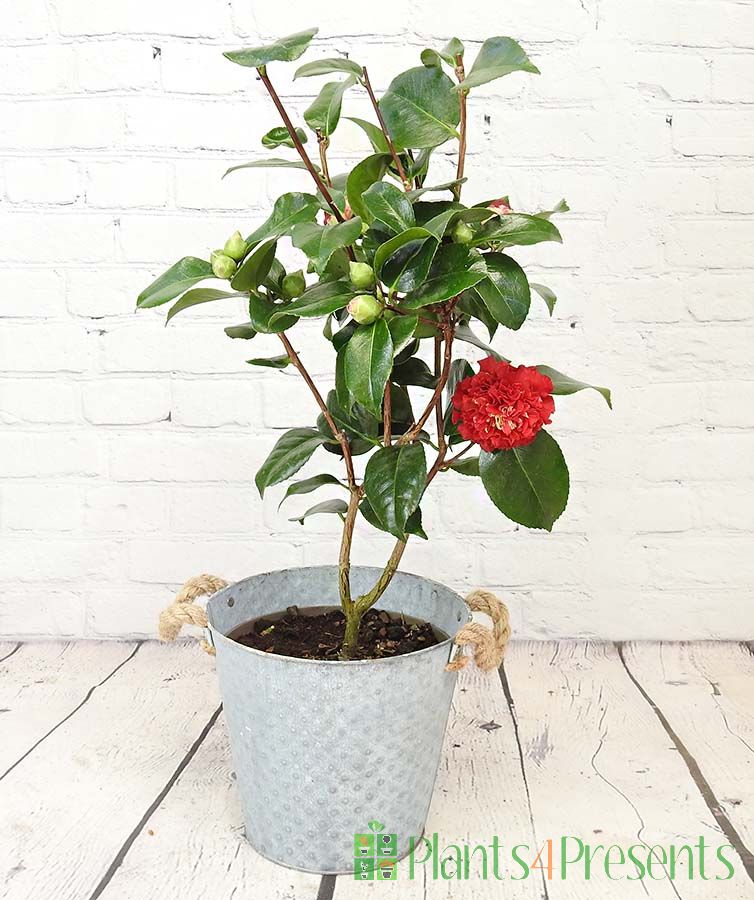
158, 574, 229, 656
445, 589, 511, 672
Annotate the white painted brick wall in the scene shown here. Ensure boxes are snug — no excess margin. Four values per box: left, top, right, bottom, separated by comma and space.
1, 0, 753, 640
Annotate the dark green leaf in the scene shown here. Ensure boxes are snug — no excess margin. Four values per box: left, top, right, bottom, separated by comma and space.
137, 257, 213, 309
223, 158, 318, 178
224, 323, 257, 339
223, 28, 318, 68
420, 49, 445, 68
263, 258, 286, 294
345, 117, 389, 153
166, 288, 239, 323
278, 473, 346, 509
364, 442, 427, 537
392, 357, 437, 388
402, 244, 487, 308
291, 218, 361, 273
474, 252, 531, 330
344, 319, 393, 417
295, 58, 363, 79
480, 430, 569, 531
246, 354, 291, 369
474, 213, 562, 249
231, 239, 277, 292
449, 455, 479, 476
362, 182, 415, 232
407, 179, 466, 201
359, 498, 426, 538
380, 66, 460, 149
261, 126, 307, 149
317, 390, 381, 455
304, 76, 357, 136
536, 365, 612, 408
443, 37, 464, 60
245, 192, 320, 245
346, 154, 391, 221
531, 282, 557, 315
386, 314, 418, 356
458, 36, 539, 91
248, 293, 298, 333
273, 279, 354, 321
373, 227, 438, 294
254, 427, 326, 497
289, 498, 349, 524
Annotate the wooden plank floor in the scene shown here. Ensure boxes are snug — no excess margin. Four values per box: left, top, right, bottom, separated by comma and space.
0, 641, 752, 899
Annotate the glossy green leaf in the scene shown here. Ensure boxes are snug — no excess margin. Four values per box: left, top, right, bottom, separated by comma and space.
531, 282, 557, 315
304, 76, 357, 136
458, 36, 539, 91
165, 288, 239, 323
261, 126, 307, 149
317, 390, 381, 455
362, 181, 415, 232
449, 455, 480, 476
254, 427, 326, 497
346, 154, 391, 221
479, 430, 569, 531
246, 354, 291, 369
223, 28, 318, 68
278, 473, 346, 509
224, 323, 257, 340
474, 213, 562, 249
392, 357, 437, 389
245, 193, 320, 246
248, 293, 298, 333
345, 117, 390, 153
402, 244, 487, 308
380, 66, 460, 149
535, 198, 570, 220
364, 442, 427, 537
407, 179, 467, 201
373, 227, 438, 294
422, 36, 464, 68
289, 498, 349, 524
273, 279, 354, 322
344, 319, 394, 417
474, 252, 531, 330
386, 314, 418, 356
536, 365, 612, 409
231, 239, 277, 292
360, 498, 426, 538
291, 218, 361, 273
295, 58, 363, 79
223, 158, 318, 178
136, 257, 213, 309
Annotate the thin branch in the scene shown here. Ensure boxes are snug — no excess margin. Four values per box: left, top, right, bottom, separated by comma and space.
383, 383, 392, 446
453, 55, 468, 202
433, 334, 446, 456
354, 538, 408, 616
257, 66, 343, 221
400, 322, 454, 443
278, 332, 356, 486
316, 131, 332, 186
338, 487, 362, 612
361, 68, 412, 192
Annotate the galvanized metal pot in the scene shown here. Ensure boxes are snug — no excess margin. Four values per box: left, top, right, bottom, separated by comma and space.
205, 565, 470, 874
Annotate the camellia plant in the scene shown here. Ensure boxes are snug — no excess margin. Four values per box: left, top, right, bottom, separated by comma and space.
136, 28, 611, 658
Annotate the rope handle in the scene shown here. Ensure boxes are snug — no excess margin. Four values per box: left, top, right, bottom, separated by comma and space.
445, 589, 511, 672
158, 574, 229, 656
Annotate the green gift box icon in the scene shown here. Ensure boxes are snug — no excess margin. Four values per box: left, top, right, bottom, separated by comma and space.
377, 833, 397, 856
354, 833, 374, 856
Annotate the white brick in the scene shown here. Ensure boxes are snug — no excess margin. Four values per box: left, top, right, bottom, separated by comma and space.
173, 378, 261, 426
666, 219, 754, 268
703, 383, 754, 427
0, 269, 67, 317
0, 213, 116, 262
2, 484, 83, 531
0, 432, 103, 477
5, 0, 50, 41
673, 110, 754, 157
711, 54, 754, 103
160, 43, 243, 95
84, 485, 168, 532
0, 45, 76, 94
0, 539, 119, 581
0, 99, 124, 150
261, 375, 320, 429
85, 160, 170, 208
0, 379, 80, 424
633, 51, 710, 102
170, 486, 264, 533
82, 378, 170, 424
86, 587, 162, 637
76, 40, 159, 91
606, 0, 754, 48
0, 591, 85, 638
4, 159, 80, 205
0, 323, 92, 373
683, 273, 754, 322
56, 0, 230, 37
173, 159, 279, 212
117, 213, 239, 263
717, 168, 754, 214
66, 267, 153, 318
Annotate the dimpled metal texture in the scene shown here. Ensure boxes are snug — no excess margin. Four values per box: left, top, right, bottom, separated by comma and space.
206, 566, 469, 874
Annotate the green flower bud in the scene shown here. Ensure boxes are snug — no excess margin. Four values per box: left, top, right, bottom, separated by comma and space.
223, 230, 247, 261
349, 261, 376, 290
281, 270, 306, 299
451, 221, 474, 244
347, 294, 382, 325
211, 251, 237, 280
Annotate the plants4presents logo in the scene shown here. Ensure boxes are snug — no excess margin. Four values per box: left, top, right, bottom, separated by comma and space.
353, 820, 398, 880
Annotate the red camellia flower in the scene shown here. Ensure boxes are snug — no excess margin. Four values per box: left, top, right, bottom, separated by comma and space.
451, 358, 555, 452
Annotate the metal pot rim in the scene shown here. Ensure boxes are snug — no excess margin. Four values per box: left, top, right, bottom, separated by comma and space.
206, 565, 471, 667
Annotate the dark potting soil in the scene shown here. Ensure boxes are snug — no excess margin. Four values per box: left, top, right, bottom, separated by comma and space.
228, 605, 446, 661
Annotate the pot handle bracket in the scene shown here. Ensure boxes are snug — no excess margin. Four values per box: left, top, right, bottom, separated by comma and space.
158, 574, 229, 656
445, 590, 511, 673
